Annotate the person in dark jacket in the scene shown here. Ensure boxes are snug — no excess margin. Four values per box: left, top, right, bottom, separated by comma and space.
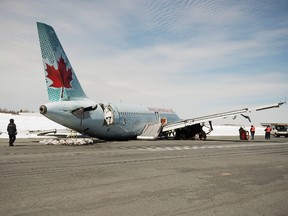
7, 119, 17, 146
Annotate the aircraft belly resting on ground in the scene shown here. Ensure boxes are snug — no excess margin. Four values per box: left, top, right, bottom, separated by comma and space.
40, 100, 180, 140
37, 22, 285, 141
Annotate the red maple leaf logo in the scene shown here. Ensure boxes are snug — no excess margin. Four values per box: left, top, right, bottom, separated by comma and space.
46, 56, 73, 88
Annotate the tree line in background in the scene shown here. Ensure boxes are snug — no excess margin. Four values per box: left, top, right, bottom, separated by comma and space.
0, 108, 32, 114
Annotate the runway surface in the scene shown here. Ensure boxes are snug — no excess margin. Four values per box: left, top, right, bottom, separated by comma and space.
1, 136, 288, 216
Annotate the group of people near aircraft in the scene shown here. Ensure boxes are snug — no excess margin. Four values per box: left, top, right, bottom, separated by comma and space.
239, 125, 271, 140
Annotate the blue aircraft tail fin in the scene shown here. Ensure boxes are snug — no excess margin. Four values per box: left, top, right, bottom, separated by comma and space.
37, 22, 87, 102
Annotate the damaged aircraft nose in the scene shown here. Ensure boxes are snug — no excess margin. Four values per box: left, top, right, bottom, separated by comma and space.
39, 105, 47, 115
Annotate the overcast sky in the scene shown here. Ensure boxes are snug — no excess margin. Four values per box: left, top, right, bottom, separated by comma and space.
0, 0, 287, 126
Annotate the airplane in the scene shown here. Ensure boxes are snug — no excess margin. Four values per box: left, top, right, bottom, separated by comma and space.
36, 22, 285, 141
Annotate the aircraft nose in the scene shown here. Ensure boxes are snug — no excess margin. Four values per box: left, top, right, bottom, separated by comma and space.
39, 105, 47, 114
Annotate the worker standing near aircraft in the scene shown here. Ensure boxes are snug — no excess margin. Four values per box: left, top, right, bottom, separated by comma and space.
264, 125, 271, 140
250, 125, 255, 140
7, 119, 17, 146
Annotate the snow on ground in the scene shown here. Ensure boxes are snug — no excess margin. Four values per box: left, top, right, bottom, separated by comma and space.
0, 113, 67, 138
0, 113, 267, 138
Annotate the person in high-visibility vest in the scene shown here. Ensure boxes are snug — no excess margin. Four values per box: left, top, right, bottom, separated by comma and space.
265, 126, 271, 139
250, 125, 255, 140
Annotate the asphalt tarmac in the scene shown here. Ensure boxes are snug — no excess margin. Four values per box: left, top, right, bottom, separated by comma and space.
1, 136, 288, 216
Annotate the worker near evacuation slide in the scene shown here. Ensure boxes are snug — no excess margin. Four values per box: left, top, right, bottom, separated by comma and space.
250, 125, 256, 140
264, 125, 271, 140
7, 119, 17, 146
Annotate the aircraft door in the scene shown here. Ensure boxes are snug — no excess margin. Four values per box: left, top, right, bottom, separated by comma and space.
103, 103, 119, 125
155, 111, 160, 121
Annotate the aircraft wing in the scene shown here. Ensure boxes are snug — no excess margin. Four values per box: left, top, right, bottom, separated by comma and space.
162, 102, 285, 132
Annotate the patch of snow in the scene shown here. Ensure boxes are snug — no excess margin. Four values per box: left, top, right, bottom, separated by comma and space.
0, 113, 66, 138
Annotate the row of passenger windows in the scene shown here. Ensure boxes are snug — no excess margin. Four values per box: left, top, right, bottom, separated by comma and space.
119, 112, 154, 116
119, 112, 174, 116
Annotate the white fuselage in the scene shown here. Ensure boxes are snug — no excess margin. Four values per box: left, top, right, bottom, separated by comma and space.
40, 100, 180, 140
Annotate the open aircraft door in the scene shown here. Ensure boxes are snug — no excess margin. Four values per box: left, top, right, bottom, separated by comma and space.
102, 103, 120, 125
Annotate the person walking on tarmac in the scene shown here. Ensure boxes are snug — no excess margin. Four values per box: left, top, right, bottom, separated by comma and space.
264, 125, 271, 140
7, 119, 17, 146
250, 125, 255, 140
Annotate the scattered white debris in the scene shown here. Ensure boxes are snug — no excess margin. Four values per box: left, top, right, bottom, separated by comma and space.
39, 138, 94, 145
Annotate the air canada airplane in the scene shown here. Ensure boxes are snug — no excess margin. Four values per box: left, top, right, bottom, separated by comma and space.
37, 22, 284, 141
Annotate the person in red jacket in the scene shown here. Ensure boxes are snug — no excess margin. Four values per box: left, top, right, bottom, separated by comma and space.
264, 126, 271, 140
250, 125, 255, 140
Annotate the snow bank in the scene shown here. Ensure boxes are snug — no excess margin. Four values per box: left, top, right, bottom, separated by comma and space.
0, 113, 66, 138
205, 125, 266, 136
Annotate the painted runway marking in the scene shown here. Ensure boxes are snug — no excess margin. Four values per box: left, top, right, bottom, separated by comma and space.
139, 142, 287, 152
